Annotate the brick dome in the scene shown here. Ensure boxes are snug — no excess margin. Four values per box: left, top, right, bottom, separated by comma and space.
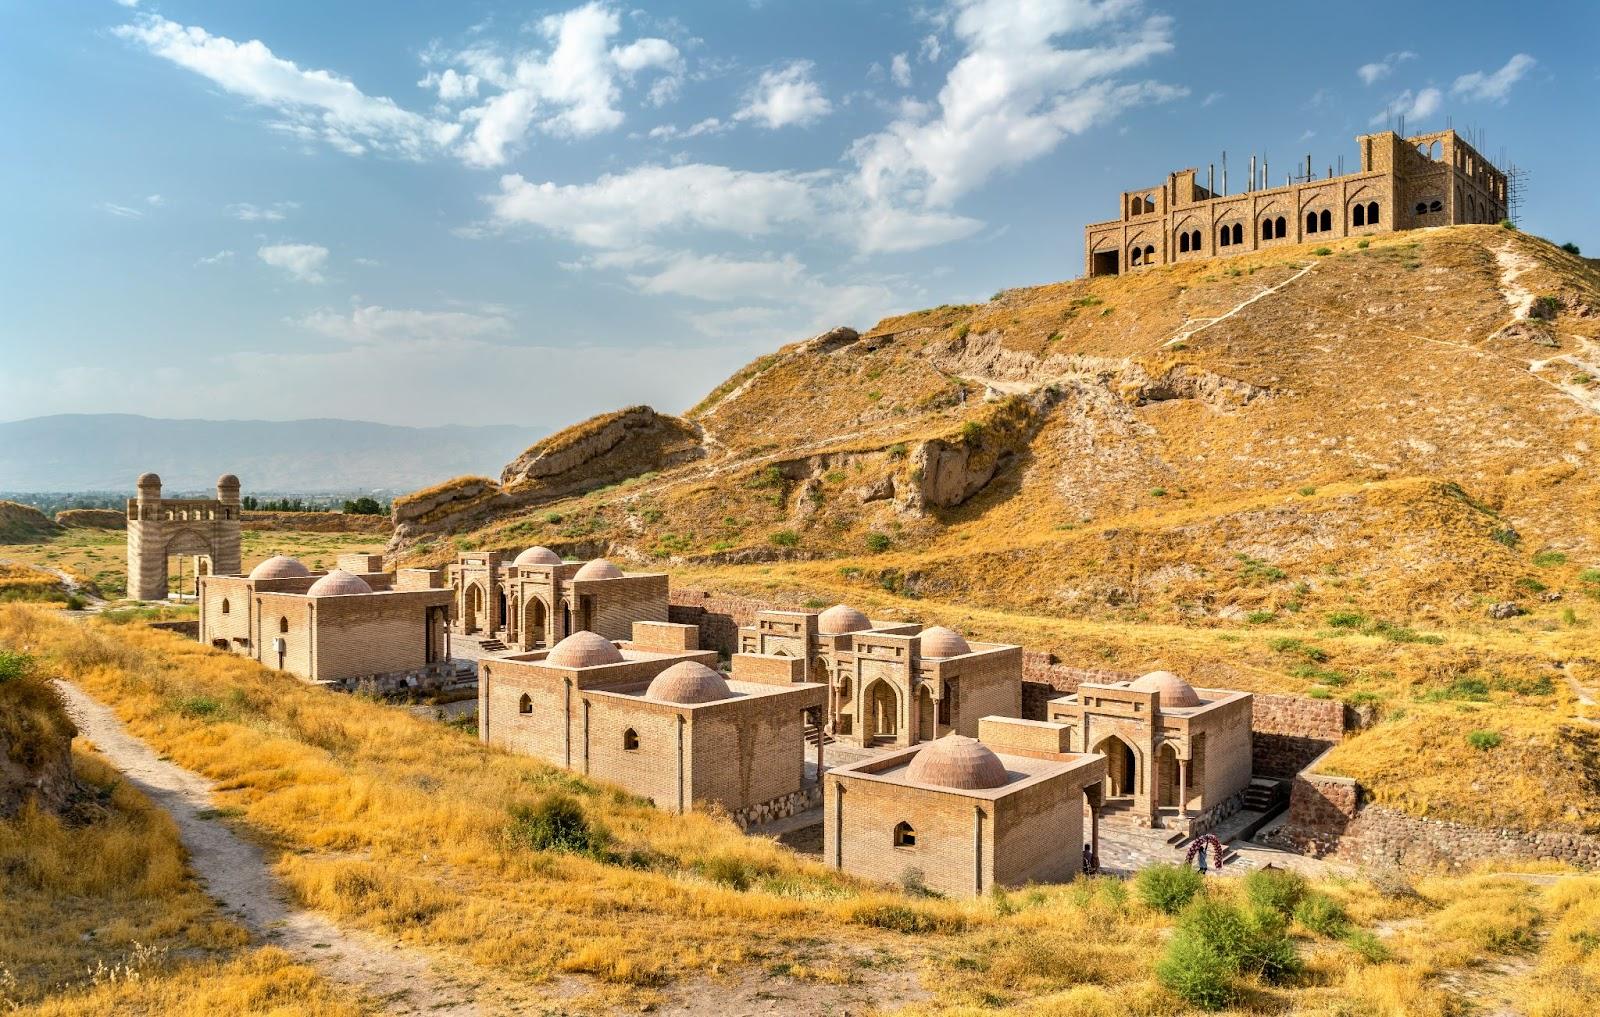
217, 474, 240, 489
546, 631, 623, 668
919, 625, 971, 658
1130, 670, 1202, 708
905, 736, 1009, 790
514, 546, 562, 566
137, 472, 161, 488
645, 661, 732, 704
817, 604, 871, 634
249, 555, 311, 580
306, 569, 372, 597
573, 558, 623, 581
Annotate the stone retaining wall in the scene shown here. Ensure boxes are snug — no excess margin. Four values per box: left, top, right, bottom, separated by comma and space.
1249, 693, 1346, 778
730, 784, 823, 830
1275, 751, 1600, 869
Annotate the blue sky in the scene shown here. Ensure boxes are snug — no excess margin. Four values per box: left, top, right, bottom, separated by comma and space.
1, 0, 1592, 428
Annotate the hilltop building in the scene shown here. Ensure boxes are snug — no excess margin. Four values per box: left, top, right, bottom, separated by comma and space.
1047, 671, 1252, 833
198, 553, 454, 691
824, 718, 1107, 897
447, 550, 667, 650
479, 623, 827, 827
1084, 130, 1509, 276
126, 473, 242, 601
739, 607, 1021, 748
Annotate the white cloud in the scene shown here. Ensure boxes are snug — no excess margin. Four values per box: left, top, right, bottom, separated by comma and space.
646, 116, 725, 140
1200, 91, 1222, 107
734, 61, 833, 129
1370, 87, 1441, 127
919, 34, 942, 62
145, 193, 165, 206
257, 243, 329, 283
451, 2, 681, 166
115, 15, 459, 159
298, 304, 511, 344
1452, 53, 1536, 103
1357, 50, 1417, 86
227, 201, 298, 221
196, 250, 235, 265
890, 53, 912, 88
627, 253, 805, 302
850, 0, 1183, 207
418, 67, 480, 102
99, 202, 145, 218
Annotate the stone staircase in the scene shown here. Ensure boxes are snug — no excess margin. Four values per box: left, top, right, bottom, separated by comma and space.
1242, 777, 1288, 813
477, 637, 508, 654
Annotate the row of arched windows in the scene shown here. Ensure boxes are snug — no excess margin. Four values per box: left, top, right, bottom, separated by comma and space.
1414, 199, 1444, 216
1352, 201, 1381, 227
1261, 216, 1288, 240
1129, 243, 1157, 266
1142, 198, 1386, 260
1218, 222, 1244, 247
1305, 209, 1334, 234
1177, 229, 1203, 253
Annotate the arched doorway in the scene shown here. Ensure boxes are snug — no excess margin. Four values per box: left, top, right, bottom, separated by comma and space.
1157, 743, 1181, 808
864, 680, 899, 745
465, 584, 485, 634
526, 599, 548, 648
164, 530, 211, 599
496, 588, 508, 634
1091, 735, 1138, 798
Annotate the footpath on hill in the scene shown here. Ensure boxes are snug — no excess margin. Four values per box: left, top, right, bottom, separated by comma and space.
51, 680, 518, 1016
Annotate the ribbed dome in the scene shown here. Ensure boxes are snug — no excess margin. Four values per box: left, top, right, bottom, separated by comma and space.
546, 631, 623, 668
645, 661, 733, 704
249, 555, 311, 580
919, 625, 972, 658
137, 472, 161, 488
1130, 670, 1202, 708
817, 604, 871, 634
217, 474, 240, 489
514, 546, 562, 566
905, 736, 1009, 790
573, 558, 623, 581
306, 569, 373, 597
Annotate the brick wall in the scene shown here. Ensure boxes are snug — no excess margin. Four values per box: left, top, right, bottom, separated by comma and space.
1020, 655, 1136, 719
1250, 693, 1346, 778
668, 587, 774, 656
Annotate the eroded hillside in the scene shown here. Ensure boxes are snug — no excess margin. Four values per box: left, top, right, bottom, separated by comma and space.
396, 226, 1600, 634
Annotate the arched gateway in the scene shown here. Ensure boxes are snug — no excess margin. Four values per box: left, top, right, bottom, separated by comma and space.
126, 473, 242, 601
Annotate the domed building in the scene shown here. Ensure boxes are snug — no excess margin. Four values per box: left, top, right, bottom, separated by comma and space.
478, 620, 827, 828
825, 718, 1108, 898
198, 550, 454, 691
738, 607, 1022, 750
446, 549, 668, 653
1045, 670, 1253, 833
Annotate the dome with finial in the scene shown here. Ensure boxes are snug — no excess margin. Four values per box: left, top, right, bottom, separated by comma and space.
919, 625, 972, 658
645, 661, 733, 704
817, 604, 871, 634
306, 569, 373, 597
546, 631, 624, 668
137, 472, 161, 489
249, 555, 311, 580
217, 474, 240, 489
904, 736, 1009, 790
1129, 670, 1203, 708
573, 558, 624, 581
514, 546, 562, 567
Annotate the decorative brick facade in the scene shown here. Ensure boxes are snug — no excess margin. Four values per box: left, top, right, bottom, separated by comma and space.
126, 473, 242, 601
450, 551, 668, 651
1084, 130, 1509, 277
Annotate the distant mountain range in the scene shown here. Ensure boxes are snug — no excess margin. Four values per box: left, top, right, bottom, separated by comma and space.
0, 414, 544, 493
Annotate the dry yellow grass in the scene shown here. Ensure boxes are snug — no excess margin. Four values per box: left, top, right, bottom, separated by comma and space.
4, 604, 1597, 1014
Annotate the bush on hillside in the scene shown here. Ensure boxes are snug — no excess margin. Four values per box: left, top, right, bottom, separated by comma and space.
505, 793, 609, 857
1244, 867, 1306, 916
1293, 891, 1349, 936
1561, 242, 1581, 255
1158, 897, 1301, 1009
1135, 863, 1204, 915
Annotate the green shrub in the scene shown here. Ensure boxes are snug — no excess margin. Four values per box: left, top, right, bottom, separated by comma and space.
1356, 239, 1370, 249
769, 530, 800, 548
1491, 527, 1521, 548
865, 532, 892, 554
1244, 867, 1306, 916
1561, 241, 1581, 255
1149, 487, 1167, 497
1245, 611, 1276, 624
1313, 247, 1333, 256
887, 442, 908, 460
1467, 730, 1503, 750
852, 903, 942, 934
1134, 863, 1204, 915
1500, 218, 1516, 230
1563, 607, 1580, 626
1298, 486, 1317, 496
1342, 929, 1391, 963
955, 323, 971, 340
0, 649, 33, 684
1581, 568, 1600, 585
1158, 899, 1300, 1009
695, 855, 775, 891
1325, 610, 1366, 628
959, 420, 983, 444
505, 793, 608, 856
1532, 550, 1568, 567
1293, 892, 1348, 936
1156, 933, 1234, 1010
176, 695, 222, 719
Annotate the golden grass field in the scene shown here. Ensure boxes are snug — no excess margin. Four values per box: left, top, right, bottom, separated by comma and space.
2, 605, 1598, 1015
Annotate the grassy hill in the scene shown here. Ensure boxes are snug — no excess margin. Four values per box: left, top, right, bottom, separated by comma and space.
391, 224, 1600, 836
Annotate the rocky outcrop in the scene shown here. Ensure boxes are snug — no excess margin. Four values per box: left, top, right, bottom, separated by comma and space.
54, 508, 127, 530
500, 406, 703, 497
1, 668, 81, 820
907, 438, 1008, 509
0, 501, 63, 544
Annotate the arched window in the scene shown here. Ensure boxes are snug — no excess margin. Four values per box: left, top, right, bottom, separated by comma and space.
1415, 202, 1428, 215
1306, 211, 1319, 234
1219, 225, 1231, 248
623, 728, 640, 751
278, 616, 289, 634
221, 599, 230, 615
1179, 231, 1190, 253
1367, 201, 1379, 224
1191, 230, 1202, 250
1260, 218, 1272, 240
1352, 203, 1366, 227
893, 821, 916, 847
1319, 209, 1332, 232
518, 693, 532, 715
1231, 223, 1242, 246
1130, 247, 1143, 266
1428, 199, 1442, 213
1144, 244, 1155, 265
1274, 216, 1285, 238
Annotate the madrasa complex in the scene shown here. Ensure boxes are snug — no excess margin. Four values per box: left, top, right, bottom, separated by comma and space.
1084, 129, 1508, 276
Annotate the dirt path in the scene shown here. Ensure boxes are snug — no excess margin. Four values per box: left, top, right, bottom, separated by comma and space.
52, 679, 505, 1015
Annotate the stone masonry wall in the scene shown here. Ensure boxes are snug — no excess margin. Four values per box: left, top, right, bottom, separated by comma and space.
1249, 693, 1346, 779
